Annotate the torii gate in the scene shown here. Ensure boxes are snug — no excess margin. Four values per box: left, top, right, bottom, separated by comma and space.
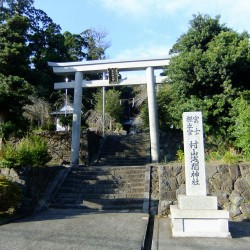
48, 57, 169, 166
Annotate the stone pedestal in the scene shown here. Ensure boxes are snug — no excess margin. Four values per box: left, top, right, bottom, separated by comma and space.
170, 195, 231, 237
170, 204, 230, 237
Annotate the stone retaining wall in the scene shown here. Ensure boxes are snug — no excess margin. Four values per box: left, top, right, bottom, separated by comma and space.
36, 130, 101, 165
0, 166, 64, 212
37, 131, 87, 165
152, 163, 250, 221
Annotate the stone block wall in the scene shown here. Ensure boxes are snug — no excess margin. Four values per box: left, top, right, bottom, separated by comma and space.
37, 131, 87, 165
36, 130, 101, 165
0, 166, 64, 212
152, 163, 250, 221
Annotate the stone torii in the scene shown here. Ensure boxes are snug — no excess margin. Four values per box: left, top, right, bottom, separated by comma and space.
48, 57, 169, 166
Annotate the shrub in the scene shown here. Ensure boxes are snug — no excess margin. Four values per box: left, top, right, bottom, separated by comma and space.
0, 121, 15, 139
0, 176, 23, 213
0, 143, 18, 168
222, 151, 242, 164
176, 148, 185, 163
0, 135, 51, 167
17, 135, 51, 167
232, 97, 250, 158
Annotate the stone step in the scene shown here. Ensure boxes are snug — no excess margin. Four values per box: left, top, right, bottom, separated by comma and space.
54, 192, 144, 200
52, 197, 144, 205
66, 173, 145, 181
67, 170, 146, 177
98, 158, 148, 162
73, 166, 146, 171
63, 177, 145, 185
96, 161, 148, 166
55, 187, 145, 196
68, 168, 145, 178
98, 156, 148, 160
50, 202, 143, 211
58, 182, 145, 192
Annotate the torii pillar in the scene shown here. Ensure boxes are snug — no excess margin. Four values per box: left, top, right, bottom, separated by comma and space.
48, 57, 169, 166
146, 67, 160, 162
71, 71, 83, 166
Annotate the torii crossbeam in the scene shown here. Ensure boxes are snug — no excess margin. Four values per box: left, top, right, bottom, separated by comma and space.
48, 57, 169, 166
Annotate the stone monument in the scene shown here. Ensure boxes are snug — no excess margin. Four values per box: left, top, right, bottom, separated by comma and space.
170, 111, 231, 237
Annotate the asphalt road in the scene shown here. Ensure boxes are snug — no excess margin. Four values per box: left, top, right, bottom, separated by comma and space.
0, 209, 149, 250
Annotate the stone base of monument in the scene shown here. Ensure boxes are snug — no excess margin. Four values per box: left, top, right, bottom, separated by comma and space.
170, 195, 231, 238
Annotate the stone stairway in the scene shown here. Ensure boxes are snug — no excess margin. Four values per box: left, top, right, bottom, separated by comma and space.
95, 133, 150, 166
49, 165, 149, 212
49, 133, 150, 212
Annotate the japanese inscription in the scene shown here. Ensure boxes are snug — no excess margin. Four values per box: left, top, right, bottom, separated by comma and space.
187, 115, 201, 186
183, 112, 207, 196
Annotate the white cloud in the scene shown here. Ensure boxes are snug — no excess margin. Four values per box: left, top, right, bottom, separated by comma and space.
115, 44, 171, 60
99, 0, 151, 16
98, 0, 250, 32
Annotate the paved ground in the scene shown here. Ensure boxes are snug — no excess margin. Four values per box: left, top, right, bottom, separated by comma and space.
0, 209, 148, 250
1, 210, 250, 250
153, 217, 250, 250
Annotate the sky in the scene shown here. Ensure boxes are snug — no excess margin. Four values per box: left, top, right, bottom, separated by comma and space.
33, 0, 250, 60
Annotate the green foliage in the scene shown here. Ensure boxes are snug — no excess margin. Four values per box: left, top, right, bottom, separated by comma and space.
170, 14, 229, 54
58, 114, 72, 129
205, 151, 223, 162
94, 88, 123, 123
0, 135, 51, 167
0, 68, 33, 134
0, 176, 23, 213
231, 96, 250, 158
159, 14, 250, 153
0, 14, 30, 77
0, 121, 15, 139
17, 135, 51, 167
0, 0, 111, 132
0, 143, 17, 167
81, 28, 111, 60
176, 149, 185, 163
222, 151, 242, 164
140, 102, 149, 129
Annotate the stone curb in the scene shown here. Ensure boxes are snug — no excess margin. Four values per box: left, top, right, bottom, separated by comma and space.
151, 216, 159, 250
34, 165, 71, 213
141, 215, 150, 250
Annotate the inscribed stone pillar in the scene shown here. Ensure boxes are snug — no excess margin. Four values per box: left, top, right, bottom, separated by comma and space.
183, 111, 206, 196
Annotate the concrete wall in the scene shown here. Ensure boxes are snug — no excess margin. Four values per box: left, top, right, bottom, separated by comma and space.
151, 163, 250, 221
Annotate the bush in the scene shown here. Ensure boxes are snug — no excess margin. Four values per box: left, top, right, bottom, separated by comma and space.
0, 143, 18, 168
0, 176, 23, 213
0, 121, 15, 139
232, 97, 250, 158
17, 135, 51, 167
0, 135, 51, 167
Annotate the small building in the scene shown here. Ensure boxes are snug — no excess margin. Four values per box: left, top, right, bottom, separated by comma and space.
51, 103, 73, 131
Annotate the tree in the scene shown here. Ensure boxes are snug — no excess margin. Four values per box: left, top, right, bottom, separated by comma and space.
0, 13, 33, 136
23, 95, 51, 128
161, 14, 250, 147
86, 89, 123, 132
0, 14, 30, 77
0, 74, 33, 137
63, 31, 87, 61
81, 28, 111, 60
0, 0, 112, 134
